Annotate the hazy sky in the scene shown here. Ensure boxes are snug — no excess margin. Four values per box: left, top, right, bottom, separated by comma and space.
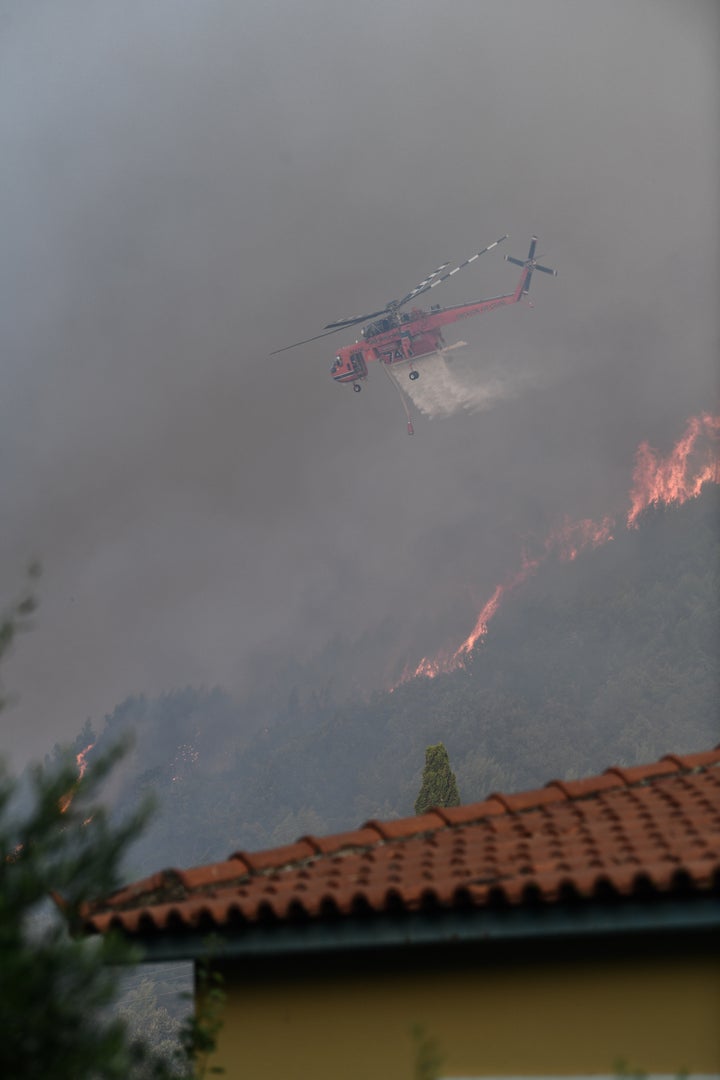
1, 0, 717, 765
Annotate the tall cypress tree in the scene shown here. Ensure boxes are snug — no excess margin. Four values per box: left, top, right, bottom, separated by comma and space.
414, 743, 461, 815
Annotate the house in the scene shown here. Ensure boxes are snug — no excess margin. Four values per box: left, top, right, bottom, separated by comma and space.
81, 748, 720, 1079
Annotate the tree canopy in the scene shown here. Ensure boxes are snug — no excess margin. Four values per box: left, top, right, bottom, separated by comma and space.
414, 743, 461, 815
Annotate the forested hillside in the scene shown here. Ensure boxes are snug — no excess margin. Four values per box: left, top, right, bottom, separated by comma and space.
71, 487, 719, 877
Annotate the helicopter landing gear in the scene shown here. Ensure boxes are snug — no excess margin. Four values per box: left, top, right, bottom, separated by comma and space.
409, 370, 419, 381
353, 383, 362, 392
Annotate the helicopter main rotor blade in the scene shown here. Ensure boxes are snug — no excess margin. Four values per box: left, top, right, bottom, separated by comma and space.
270, 325, 350, 355
325, 260, 453, 329
323, 308, 389, 330
527, 236, 537, 262
535, 263, 558, 276
505, 256, 526, 268
398, 234, 508, 307
324, 234, 507, 329
272, 231, 515, 355
396, 261, 451, 307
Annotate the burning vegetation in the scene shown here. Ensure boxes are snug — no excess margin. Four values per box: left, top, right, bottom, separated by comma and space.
58, 742, 95, 816
402, 412, 720, 683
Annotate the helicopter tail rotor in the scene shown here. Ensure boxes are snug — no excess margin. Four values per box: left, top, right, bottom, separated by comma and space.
505, 236, 557, 294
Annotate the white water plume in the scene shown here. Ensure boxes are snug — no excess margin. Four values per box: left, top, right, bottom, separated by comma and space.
390, 348, 538, 419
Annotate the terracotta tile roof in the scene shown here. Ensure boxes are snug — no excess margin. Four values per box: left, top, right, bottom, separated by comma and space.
80, 748, 720, 938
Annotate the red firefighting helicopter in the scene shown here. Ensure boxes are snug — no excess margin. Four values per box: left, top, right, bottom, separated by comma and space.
272, 235, 556, 432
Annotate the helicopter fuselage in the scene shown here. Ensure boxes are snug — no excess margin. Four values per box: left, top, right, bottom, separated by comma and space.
330, 281, 530, 386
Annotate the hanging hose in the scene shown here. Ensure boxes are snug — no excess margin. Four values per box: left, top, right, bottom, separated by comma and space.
382, 362, 415, 434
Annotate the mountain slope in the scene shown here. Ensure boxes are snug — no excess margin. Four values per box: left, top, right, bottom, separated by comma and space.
82, 487, 719, 875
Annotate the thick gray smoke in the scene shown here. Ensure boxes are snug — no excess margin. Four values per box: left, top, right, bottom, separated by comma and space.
0, 0, 717, 764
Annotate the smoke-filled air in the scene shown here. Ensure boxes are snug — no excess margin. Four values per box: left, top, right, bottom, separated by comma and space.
1, 0, 718, 796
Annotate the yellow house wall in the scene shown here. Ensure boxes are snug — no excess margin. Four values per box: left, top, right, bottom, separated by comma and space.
207, 944, 720, 1080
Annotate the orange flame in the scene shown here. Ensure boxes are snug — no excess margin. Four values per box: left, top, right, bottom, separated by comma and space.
59, 741, 95, 814
627, 413, 720, 526
459, 583, 506, 658
400, 412, 718, 685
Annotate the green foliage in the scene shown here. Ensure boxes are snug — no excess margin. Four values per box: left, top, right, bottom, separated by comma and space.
0, 738, 205, 1079
180, 964, 226, 1078
414, 743, 461, 815
0, 576, 215, 1079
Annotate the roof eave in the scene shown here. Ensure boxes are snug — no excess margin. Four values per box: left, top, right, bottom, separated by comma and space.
117, 896, 720, 965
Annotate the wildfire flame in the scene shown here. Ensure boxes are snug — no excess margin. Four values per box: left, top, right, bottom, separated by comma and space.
627, 413, 720, 526
5, 743, 96, 860
400, 412, 719, 684
59, 741, 95, 815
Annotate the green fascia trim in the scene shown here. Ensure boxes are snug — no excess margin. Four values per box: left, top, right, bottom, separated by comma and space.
128, 898, 720, 964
